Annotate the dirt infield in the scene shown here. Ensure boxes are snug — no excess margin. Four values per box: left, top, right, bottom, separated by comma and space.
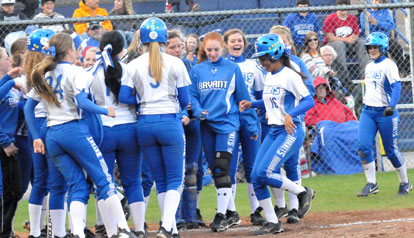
16, 209, 414, 238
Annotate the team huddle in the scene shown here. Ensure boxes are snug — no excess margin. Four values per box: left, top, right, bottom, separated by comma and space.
0, 10, 409, 238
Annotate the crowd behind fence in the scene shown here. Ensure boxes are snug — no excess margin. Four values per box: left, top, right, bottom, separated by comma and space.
1, 2, 414, 176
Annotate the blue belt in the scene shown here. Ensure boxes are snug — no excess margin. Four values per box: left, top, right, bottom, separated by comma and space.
138, 113, 178, 122
363, 105, 386, 111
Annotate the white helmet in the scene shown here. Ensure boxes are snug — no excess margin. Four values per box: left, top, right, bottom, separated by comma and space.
1, 0, 16, 4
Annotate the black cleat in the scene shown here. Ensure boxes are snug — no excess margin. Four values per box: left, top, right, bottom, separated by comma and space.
226, 210, 241, 227
250, 207, 266, 226
132, 231, 146, 238
287, 209, 300, 224
195, 208, 206, 227
209, 213, 228, 232
397, 180, 412, 196
118, 228, 138, 238
274, 204, 288, 219
185, 222, 199, 229
95, 224, 107, 238
357, 183, 379, 197
253, 222, 284, 236
297, 187, 314, 218
155, 227, 172, 238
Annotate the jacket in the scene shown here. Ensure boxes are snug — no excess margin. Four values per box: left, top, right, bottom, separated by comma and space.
305, 76, 356, 126
72, 0, 113, 35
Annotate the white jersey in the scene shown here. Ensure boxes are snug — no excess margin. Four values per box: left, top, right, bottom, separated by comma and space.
16, 75, 47, 118
237, 59, 264, 100
263, 66, 310, 125
87, 62, 136, 127
27, 63, 90, 127
125, 52, 191, 115
363, 57, 400, 107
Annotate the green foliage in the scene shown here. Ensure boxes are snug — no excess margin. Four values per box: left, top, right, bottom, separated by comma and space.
14, 169, 413, 232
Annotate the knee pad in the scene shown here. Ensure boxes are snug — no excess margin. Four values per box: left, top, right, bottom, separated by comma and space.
212, 151, 232, 188
185, 162, 198, 186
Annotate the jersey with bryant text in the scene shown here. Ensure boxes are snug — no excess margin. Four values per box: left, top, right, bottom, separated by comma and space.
363, 57, 400, 107
125, 52, 191, 115
263, 66, 310, 126
189, 57, 251, 133
27, 63, 90, 127
87, 62, 136, 127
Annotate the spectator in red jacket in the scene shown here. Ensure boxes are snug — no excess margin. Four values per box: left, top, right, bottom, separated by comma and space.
305, 76, 356, 126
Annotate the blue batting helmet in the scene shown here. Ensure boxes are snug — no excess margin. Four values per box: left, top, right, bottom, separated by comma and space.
27, 29, 56, 54
140, 17, 168, 44
365, 32, 389, 53
252, 34, 285, 60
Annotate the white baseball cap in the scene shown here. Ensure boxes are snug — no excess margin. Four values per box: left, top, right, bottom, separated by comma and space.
2, 0, 16, 4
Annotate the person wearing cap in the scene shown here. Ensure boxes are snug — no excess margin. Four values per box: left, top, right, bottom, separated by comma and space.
0, 0, 28, 47
32, 0, 68, 33
72, 0, 113, 37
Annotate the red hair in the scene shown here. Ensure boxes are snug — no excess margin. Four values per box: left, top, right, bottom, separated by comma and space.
197, 32, 224, 63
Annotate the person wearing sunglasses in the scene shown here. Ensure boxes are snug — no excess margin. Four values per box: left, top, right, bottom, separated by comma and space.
300, 31, 333, 78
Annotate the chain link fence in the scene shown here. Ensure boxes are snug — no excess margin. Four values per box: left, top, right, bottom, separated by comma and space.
1, 2, 414, 176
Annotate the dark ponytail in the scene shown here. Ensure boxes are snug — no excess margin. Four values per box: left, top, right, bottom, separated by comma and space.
99, 31, 124, 104
280, 54, 307, 80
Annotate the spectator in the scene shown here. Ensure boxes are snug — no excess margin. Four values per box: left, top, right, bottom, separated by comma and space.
109, 0, 136, 48
16, 0, 38, 18
300, 31, 332, 77
80, 23, 103, 50
0, 0, 28, 47
322, 0, 369, 83
82, 46, 99, 69
305, 76, 356, 127
72, 0, 113, 37
359, 0, 410, 76
121, 30, 143, 64
283, 0, 321, 50
165, 0, 200, 12
32, 0, 68, 33
185, 34, 199, 64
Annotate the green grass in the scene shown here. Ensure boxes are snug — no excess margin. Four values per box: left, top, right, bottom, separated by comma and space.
14, 169, 414, 232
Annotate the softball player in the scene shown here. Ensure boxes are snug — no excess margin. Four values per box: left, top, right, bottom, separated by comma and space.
357, 32, 412, 197
87, 30, 145, 237
239, 33, 315, 235
119, 17, 190, 238
23, 33, 136, 238
24, 29, 68, 238
223, 29, 266, 226
268, 25, 314, 223
189, 31, 252, 232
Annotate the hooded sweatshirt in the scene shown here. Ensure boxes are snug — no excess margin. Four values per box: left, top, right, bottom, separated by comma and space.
72, 0, 113, 35
305, 76, 356, 126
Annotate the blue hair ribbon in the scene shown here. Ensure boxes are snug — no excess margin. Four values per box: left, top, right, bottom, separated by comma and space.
46, 45, 56, 57
101, 44, 114, 72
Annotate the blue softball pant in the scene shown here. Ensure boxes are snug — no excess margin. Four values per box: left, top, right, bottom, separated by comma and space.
358, 105, 405, 168
136, 114, 185, 194
141, 159, 153, 198
232, 120, 260, 184
28, 118, 67, 209
251, 124, 305, 201
100, 123, 143, 204
15, 135, 32, 198
46, 120, 116, 204
199, 121, 237, 185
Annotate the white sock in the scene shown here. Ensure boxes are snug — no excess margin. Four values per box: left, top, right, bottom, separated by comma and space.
70, 201, 86, 238
144, 195, 150, 211
40, 197, 48, 230
280, 177, 305, 195
247, 183, 259, 214
216, 188, 231, 215
157, 192, 166, 217
363, 161, 377, 184
227, 184, 237, 211
396, 162, 409, 183
95, 197, 103, 226
196, 191, 202, 208
259, 198, 278, 223
161, 190, 181, 232
67, 211, 73, 233
129, 202, 145, 232
232, 184, 237, 199
172, 217, 178, 234
288, 180, 301, 210
105, 195, 130, 231
29, 204, 43, 236
84, 204, 87, 228
270, 187, 286, 208
97, 200, 118, 237
50, 209, 67, 238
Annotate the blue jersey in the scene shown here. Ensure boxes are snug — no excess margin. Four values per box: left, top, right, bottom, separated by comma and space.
0, 87, 20, 148
283, 12, 322, 47
360, 9, 395, 38
189, 56, 251, 134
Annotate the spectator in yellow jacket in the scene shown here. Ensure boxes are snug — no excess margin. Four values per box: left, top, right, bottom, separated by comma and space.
72, 0, 113, 37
